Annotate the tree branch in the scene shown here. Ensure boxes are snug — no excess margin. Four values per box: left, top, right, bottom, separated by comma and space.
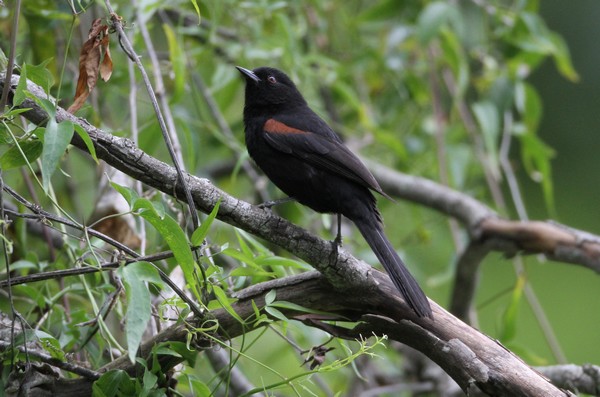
367, 159, 600, 320
6, 273, 575, 396
0, 74, 587, 396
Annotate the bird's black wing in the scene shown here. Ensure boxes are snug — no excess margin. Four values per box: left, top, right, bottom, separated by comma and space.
262, 118, 389, 198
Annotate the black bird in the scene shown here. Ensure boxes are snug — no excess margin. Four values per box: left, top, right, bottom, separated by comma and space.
237, 66, 432, 318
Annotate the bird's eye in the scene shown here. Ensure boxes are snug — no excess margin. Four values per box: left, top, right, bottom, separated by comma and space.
267, 76, 277, 84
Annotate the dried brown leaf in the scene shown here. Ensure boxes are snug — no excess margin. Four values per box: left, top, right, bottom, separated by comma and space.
68, 18, 113, 113
99, 34, 113, 82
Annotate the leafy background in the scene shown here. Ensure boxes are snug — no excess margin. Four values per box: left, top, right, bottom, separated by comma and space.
1, 0, 599, 395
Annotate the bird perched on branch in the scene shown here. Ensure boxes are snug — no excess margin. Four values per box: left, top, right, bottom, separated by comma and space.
237, 66, 432, 318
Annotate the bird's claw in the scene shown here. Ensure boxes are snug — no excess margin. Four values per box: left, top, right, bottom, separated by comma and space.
257, 200, 279, 210
328, 235, 343, 265
257, 196, 295, 210
332, 234, 343, 248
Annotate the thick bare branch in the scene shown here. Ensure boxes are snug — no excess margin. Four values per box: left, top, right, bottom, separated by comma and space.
536, 364, 600, 396
5, 273, 573, 396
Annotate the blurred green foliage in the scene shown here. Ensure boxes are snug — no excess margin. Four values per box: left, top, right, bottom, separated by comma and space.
1, 0, 598, 395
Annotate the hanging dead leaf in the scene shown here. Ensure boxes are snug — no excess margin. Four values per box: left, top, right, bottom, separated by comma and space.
99, 34, 113, 82
68, 18, 113, 113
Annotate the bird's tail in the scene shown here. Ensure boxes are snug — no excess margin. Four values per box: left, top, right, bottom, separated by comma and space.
354, 217, 432, 318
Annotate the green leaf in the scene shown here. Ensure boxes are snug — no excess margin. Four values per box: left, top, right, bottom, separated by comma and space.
0, 140, 43, 169
93, 370, 133, 397
26, 59, 55, 90
74, 124, 98, 163
236, 228, 271, 255
162, 23, 185, 102
472, 101, 500, 177
489, 75, 515, 114
447, 143, 473, 189
515, 82, 542, 132
265, 289, 276, 305
8, 259, 38, 271
516, 125, 555, 213
189, 1, 202, 23
41, 119, 74, 191
188, 377, 212, 397
37, 331, 65, 360
513, 80, 554, 212
191, 198, 221, 246
119, 261, 162, 363
212, 284, 244, 323
153, 341, 197, 366
503, 343, 548, 367
14, 65, 28, 106
359, 0, 406, 21
439, 30, 469, 97
548, 32, 579, 82
221, 247, 257, 267
236, 229, 257, 259
510, 13, 578, 82
153, 345, 182, 358
13, 285, 44, 308
141, 367, 158, 394
0, 107, 32, 122
131, 198, 198, 300
229, 266, 275, 278
0, 47, 6, 71
499, 275, 526, 343
255, 256, 310, 270
110, 181, 139, 207
417, 2, 459, 44
270, 301, 337, 318
25, 91, 56, 118
251, 299, 261, 320
331, 80, 362, 115
264, 305, 288, 322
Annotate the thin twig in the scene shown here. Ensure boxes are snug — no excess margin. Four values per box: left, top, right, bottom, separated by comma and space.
127, 38, 146, 256
499, 111, 529, 220
441, 68, 506, 208
428, 46, 463, 251
0, 340, 101, 379
270, 325, 334, 396
499, 111, 566, 363
103, 1, 200, 231
134, 1, 184, 168
1, 186, 204, 317
3, 184, 138, 257
205, 348, 260, 396
0, 170, 33, 371
0, 249, 174, 288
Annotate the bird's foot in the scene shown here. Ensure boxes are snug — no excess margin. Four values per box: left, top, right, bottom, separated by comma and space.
329, 235, 342, 265
257, 196, 295, 209
332, 234, 343, 248
333, 213, 343, 247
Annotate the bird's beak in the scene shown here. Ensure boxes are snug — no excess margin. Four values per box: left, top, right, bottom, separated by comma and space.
236, 66, 260, 83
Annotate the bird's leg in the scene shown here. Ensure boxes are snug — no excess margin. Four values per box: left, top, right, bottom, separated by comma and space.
333, 213, 343, 247
258, 196, 296, 209
329, 214, 343, 265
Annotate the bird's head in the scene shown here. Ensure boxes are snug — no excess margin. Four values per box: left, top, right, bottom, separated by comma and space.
236, 66, 306, 109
